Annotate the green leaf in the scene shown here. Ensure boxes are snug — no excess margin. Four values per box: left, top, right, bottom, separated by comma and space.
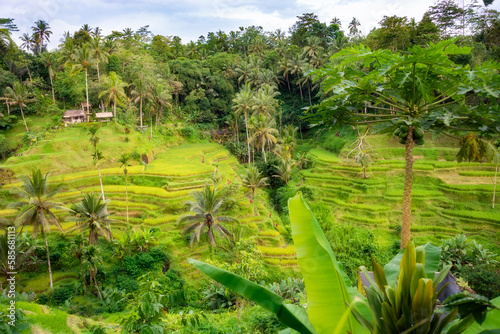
188, 258, 317, 334
288, 194, 368, 334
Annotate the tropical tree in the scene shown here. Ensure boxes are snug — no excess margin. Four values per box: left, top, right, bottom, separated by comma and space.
290, 54, 306, 100
249, 114, 279, 163
67, 192, 111, 245
10, 169, 64, 293
349, 17, 361, 36
89, 36, 109, 83
71, 44, 94, 118
81, 244, 103, 299
240, 166, 268, 215
177, 184, 238, 248
232, 83, 254, 164
0, 230, 41, 279
3, 82, 36, 132
99, 72, 128, 120
274, 158, 296, 185
31, 20, 52, 53
279, 57, 293, 91
131, 76, 150, 127
149, 82, 172, 134
308, 39, 500, 249
39, 51, 58, 103
118, 153, 131, 224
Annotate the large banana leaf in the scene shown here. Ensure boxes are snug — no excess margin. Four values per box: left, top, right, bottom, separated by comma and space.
383, 243, 441, 286
188, 258, 317, 334
462, 296, 500, 334
288, 194, 369, 334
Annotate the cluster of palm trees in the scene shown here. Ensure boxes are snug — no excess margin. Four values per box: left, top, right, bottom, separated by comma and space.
5, 169, 111, 295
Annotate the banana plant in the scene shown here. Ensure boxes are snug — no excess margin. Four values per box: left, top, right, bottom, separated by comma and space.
189, 195, 497, 334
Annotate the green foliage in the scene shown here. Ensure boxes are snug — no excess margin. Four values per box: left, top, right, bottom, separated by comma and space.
440, 234, 499, 273
461, 265, 500, 299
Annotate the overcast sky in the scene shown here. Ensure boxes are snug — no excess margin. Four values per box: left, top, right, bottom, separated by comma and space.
3, 0, 500, 50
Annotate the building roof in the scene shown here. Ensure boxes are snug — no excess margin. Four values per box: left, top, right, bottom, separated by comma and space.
63, 110, 86, 118
81, 102, 92, 107
95, 112, 113, 118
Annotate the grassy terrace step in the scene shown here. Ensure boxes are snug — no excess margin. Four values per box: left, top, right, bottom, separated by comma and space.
341, 214, 387, 225
322, 197, 391, 212
458, 171, 497, 177
257, 245, 296, 257
385, 189, 445, 198
308, 148, 340, 163
79, 185, 191, 198
441, 210, 500, 224
439, 184, 496, 192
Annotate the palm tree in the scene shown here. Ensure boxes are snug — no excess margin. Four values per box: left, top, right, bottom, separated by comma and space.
240, 166, 268, 215
89, 36, 109, 83
31, 20, 52, 53
279, 58, 293, 91
99, 72, 128, 121
118, 154, 131, 224
10, 169, 64, 293
249, 114, 279, 163
291, 54, 306, 100
150, 83, 172, 131
177, 185, 238, 248
19, 33, 33, 53
71, 44, 94, 119
232, 84, 254, 164
131, 76, 150, 127
302, 36, 323, 59
68, 192, 111, 245
4, 82, 36, 132
274, 158, 296, 185
39, 51, 58, 103
81, 244, 103, 299
349, 17, 361, 36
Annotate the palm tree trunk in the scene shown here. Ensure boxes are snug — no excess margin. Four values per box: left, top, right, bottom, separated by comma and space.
26, 62, 32, 81
6, 102, 10, 115
49, 75, 55, 104
98, 165, 106, 202
43, 229, 54, 293
125, 173, 129, 224
493, 164, 498, 208
401, 126, 414, 249
262, 146, 267, 163
296, 73, 303, 100
150, 113, 153, 138
93, 274, 102, 300
245, 113, 251, 164
20, 105, 29, 132
85, 67, 89, 122
140, 97, 143, 127
96, 60, 100, 83
308, 83, 312, 106
286, 74, 290, 91
113, 98, 117, 121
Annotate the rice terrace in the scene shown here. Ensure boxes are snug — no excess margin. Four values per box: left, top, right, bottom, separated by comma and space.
0, 1, 500, 333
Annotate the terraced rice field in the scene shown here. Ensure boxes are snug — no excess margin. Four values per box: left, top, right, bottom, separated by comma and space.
299, 133, 500, 253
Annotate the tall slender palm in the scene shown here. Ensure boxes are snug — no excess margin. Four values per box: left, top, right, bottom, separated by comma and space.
118, 154, 131, 224
89, 36, 109, 83
99, 72, 127, 121
279, 57, 293, 91
81, 244, 103, 299
11, 169, 64, 293
349, 17, 361, 36
252, 86, 278, 119
4, 82, 36, 132
131, 76, 150, 127
150, 83, 172, 130
71, 44, 94, 119
249, 114, 279, 163
39, 51, 59, 103
240, 166, 268, 215
177, 185, 237, 248
302, 36, 324, 59
31, 20, 52, 53
232, 83, 254, 164
273, 158, 296, 185
68, 192, 111, 245
19, 33, 33, 53
291, 54, 306, 100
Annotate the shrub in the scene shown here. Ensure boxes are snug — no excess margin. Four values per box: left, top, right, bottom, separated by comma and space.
461, 264, 500, 299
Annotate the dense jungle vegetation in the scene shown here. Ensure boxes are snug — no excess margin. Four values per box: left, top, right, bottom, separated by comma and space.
0, 1, 500, 333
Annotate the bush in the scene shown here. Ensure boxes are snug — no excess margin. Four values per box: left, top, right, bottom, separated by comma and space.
461, 264, 500, 299
52, 283, 76, 305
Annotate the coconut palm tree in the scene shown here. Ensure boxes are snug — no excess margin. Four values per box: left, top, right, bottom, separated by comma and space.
232, 83, 254, 164
274, 158, 296, 185
10, 169, 64, 293
279, 57, 293, 91
81, 244, 103, 299
240, 166, 268, 215
290, 54, 306, 100
71, 44, 94, 118
4, 82, 36, 132
249, 114, 279, 163
31, 20, 52, 53
99, 72, 128, 121
177, 184, 238, 248
131, 76, 150, 128
150, 83, 172, 131
67, 192, 111, 246
118, 154, 131, 224
89, 36, 109, 83
349, 17, 361, 36
39, 51, 59, 103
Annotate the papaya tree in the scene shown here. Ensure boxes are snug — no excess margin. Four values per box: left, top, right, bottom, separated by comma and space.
308, 39, 500, 249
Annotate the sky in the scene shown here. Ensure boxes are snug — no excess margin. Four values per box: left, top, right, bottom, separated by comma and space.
3, 0, 500, 50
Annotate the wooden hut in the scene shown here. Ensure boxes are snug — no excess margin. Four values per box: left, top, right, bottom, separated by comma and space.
95, 112, 113, 122
81, 102, 92, 121
63, 110, 86, 124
